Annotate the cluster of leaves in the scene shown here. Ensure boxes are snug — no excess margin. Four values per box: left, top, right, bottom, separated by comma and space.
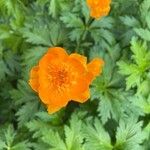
0, 0, 150, 150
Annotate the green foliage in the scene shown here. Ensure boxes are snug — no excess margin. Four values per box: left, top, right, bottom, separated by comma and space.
118, 37, 150, 92
27, 113, 84, 150
133, 95, 150, 114
0, 125, 31, 150
0, 0, 150, 149
10, 80, 40, 127
114, 118, 145, 150
83, 119, 113, 150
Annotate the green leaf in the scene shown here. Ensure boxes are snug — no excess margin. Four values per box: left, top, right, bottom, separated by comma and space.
134, 28, 150, 41
0, 125, 31, 150
0, 24, 11, 39
133, 95, 150, 114
117, 37, 150, 91
0, 0, 17, 15
49, 0, 59, 18
27, 119, 52, 139
143, 122, 150, 140
0, 140, 6, 150
140, 0, 150, 20
120, 16, 140, 27
49, 0, 70, 18
21, 26, 52, 46
0, 60, 9, 81
83, 119, 113, 150
118, 62, 140, 90
16, 101, 39, 127
11, 141, 31, 150
42, 114, 84, 150
90, 17, 114, 29
64, 114, 84, 150
90, 29, 115, 45
10, 80, 37, 105
146, 12, 150, 29
61, 13, 84, 28
60, 13, 85, 41
42, 129, 67, 150
114, 118, 145, 150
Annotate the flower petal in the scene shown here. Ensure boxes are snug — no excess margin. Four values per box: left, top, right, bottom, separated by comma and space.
69, 53, 87, 66
72, 88, 90, 103
48, 47, 68, 59
68, 57, 89, 97
88, 58, 104, 77
47, 100, 68, 114
29, 66, 39, 92
68, 57, 96, 100
39, 86, 69, 113
69, 56, 87, 74
39, 86, 69, 105
39, 47, 68, 80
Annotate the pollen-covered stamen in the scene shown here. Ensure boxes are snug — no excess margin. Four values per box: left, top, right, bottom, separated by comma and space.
53, 69, 68, 86
48, 65, 69, 89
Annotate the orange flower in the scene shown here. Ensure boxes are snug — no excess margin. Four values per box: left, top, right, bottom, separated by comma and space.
29, 47, 104, 113
87, 0, 111, 19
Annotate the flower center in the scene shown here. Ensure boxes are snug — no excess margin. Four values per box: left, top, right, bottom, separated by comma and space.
48, 65, 69, 89
53, 69, 68, 87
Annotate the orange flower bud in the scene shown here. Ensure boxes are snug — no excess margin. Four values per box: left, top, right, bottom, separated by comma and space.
87, 0, 111, 19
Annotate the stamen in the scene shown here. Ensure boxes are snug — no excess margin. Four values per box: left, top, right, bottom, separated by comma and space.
47, 64, 69, 92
